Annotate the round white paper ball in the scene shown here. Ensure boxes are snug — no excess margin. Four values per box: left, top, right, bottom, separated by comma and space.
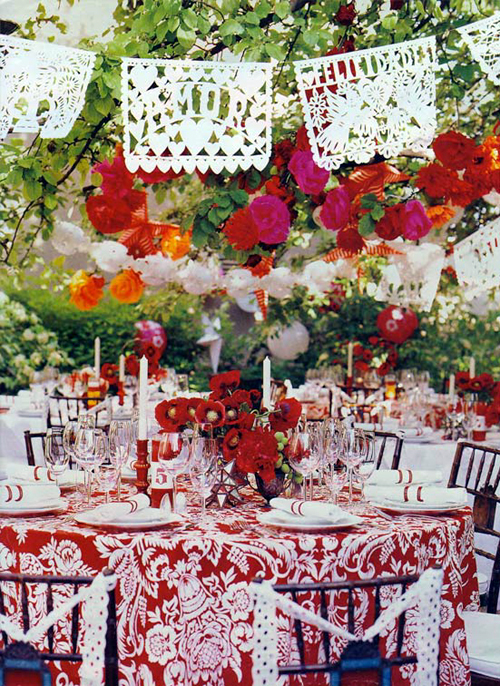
267, 321, 310, 360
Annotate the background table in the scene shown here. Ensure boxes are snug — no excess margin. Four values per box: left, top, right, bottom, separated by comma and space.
0, 488, 479, 686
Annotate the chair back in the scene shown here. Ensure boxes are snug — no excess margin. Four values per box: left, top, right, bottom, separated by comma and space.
374, 430, 404, 469
47, 396, 108, 429
448, 440, 500, 613
0, 570, 118, 686
23, 431, 46, 467
251, 567, 442, 686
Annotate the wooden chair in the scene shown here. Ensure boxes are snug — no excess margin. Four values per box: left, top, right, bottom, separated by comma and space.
0, 568, 119, 686
373, 430, 404, 470
448, 441, 500, 684
47, 395, 108, 429
23, 431, 48, 467
251, 568, 442, 685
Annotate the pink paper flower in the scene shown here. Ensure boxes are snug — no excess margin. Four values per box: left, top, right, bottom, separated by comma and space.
402, 200, 432, 240
319, 186, 351, 232
288, 150, 329, 195
249, 195, 291, 244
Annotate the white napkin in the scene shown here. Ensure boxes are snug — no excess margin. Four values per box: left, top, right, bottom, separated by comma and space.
367, 470, 442, 487
93, 494, 151, 522
269, 498, 351, 524
0, 484, 61, 508
366, 485, 467, 507
353, 422, 382, 431
5, 465, 55, 483
56, 471, 85, 487
402, 427, 433, 439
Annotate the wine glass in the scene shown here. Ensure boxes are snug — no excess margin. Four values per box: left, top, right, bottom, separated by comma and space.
97, 464, 119, 504
44, 428, 69, 481
288, 432, 322, 501
324, 460, 348, 505
74, 428, 106, 505
339, 428, 366, 508
157, 433, 191, 512
108, 420, 132, 500
352, 433, 376, 511
189, 437, 218, 517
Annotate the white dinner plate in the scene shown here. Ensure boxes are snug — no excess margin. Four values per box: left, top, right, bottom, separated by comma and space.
74, 508, 185, 531
0, 499, 66, 516
369, 498, 466, 515
16, 408, 45, 418
257, 510, 363, 532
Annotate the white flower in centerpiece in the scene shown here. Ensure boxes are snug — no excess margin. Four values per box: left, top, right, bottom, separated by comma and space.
22, 329, 35, 341
300, 260, 337, 293
51, 221, 91, 256
90, 241, 131, 273
178, 258, 220, 295
260, 267, 295, 299
134, 253, 176, 286
224, 269, 257, 299
37, 332, 49, 345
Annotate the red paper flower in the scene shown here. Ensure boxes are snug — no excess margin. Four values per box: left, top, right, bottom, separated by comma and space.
100, 363, 118, 386
155, 398, 189, 432
354, 360, 369, 372
369, 336, 379, 346
433, 132, 477, 171
86, 195, 132, 234
377, 362, 391, 376
221, 396, 242, 425
337, 228, 365, 252
478, 373, 495, 391
194, 400, 226, 428
223, 428, 243, 460
93, 152, 134, 198
415, 164, 459, 199
319, 187, 351, 232
222, 208, 259, 251
138, 168, 185, 184
249, 195, 291, 245
375, 203, 405, 240
353, 344, 364, 356
362, 349, 373, 362
456, 372, 470, 390
209, 370, 241, 399
186, 398, 203, 422
296, 125, 311, 151
269, 398, 302, 431
288, 150, 329, 195
273, 139, 295, 170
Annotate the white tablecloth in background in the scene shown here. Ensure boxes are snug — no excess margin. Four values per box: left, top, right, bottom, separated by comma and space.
0, 409, 46, 464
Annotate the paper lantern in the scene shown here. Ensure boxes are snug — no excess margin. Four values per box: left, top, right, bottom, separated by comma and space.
267, 322, 310, 361
134, 320, 167, 359
376, 306, 418, 345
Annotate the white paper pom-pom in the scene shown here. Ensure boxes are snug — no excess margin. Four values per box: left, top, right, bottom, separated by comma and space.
224, 269, 258, 299
260, 267, 295, 299
90, 241, 131, 273
267, 322, 310, 360
52, 222, 91, 256
134, 253, 176, 286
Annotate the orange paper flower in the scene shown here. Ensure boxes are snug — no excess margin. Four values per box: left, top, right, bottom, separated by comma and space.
161, 224, 191, 260
69, 270, 105, 311
109, 269, 144, 304
426, 205, 455, 228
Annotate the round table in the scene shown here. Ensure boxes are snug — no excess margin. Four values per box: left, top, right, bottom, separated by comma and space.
0, 486, 478, 686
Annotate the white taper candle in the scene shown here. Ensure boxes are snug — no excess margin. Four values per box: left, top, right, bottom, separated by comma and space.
449, 373, 455, 400
119, 354, 125, 383
469, 357, 476, 378
263, 356, 271, 409
347, 342, 354, 378
94, 337, 100, 380
138, 355, 148, 440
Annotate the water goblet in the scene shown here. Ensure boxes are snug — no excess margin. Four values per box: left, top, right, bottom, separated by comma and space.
157, 433, 191, 512
288, 432, 322, 501
74, 428, 106, 505
352, 433, 376, 511
189, 437, 218, 517
97, 464, 119, 504
108, 420, 132, 500
324, 460, 348, 505
44, 428, 69, 481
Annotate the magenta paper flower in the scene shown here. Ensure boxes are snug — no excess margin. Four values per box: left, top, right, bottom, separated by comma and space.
288, 150, 329, 195
249, 195, 291, 244
402, 200, 432, 240
93, 155, 134, 199
319, 186, 351, 232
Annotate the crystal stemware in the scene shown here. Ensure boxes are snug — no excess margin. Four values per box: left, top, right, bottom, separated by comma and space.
74, 428, 107, 505
157, 433, 191, 512
108, 420, 132, 500
44, 428, 69, 481
288, 431, 322, 501
189, 437, 218, 517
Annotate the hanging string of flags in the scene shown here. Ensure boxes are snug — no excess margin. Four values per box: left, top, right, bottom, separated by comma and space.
0, 14, 498, 176
454, 216, 500, 293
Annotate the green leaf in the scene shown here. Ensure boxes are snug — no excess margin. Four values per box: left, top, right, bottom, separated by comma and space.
358, 214, 376, 237
24, 179, 42, 201
275, 1, 290, 19
229, 188, 248, 205
244, 11, 260, 25
265, 43, 285, 60
255, 0, 271, 18
220, 18, 244, 36
192, 223, 207, 248
371, 205, 385, 221
303, 29, 318, 46
176, 26, 196, 48
360, 193, 378, 209
182, 8, 198, 29
207, 207, 220, 225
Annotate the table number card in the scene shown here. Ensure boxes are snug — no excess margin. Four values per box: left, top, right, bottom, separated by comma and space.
294, 37, 437, 170
0, 35, 95, 138
121, 59, 272, 174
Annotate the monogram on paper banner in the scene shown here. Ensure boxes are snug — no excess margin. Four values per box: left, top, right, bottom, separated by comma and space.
458, 13, 500, 85
454, 217, 500, 292
294, 37, 437, 170
121, 59, 273, 174
0, 35, 96, 139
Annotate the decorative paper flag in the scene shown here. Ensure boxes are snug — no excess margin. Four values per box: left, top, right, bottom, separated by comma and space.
254, 289, 269, 320
323, 241, 402, 263
294, 37, 437, 170
375, 243, 445, 312
197, 315, 222, 373
0, 35, 95, 138
121, 59, 272, 174
458, 13, 500, 85
454, 217, 500, 292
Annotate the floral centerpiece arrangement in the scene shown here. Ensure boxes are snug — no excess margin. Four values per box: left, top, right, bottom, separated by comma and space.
154, 370, 303, 498
455, 372, 500, 427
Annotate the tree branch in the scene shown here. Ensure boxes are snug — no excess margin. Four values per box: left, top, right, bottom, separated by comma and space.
56, 114, 112, 187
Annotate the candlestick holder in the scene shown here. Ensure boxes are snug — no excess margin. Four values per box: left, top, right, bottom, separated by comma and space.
345, 375, 354, 389
117, 381, 125, 406
135, 439, 149, 494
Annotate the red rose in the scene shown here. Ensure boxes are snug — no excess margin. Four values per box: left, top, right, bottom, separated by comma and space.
273, 139, 295, 170
125, 354, 140, 377
335, 2, 356, 25
337, 228, 365, 252
100, 363, 118, 386
209, 370, 241, 399
155, 398, 189, 432
362, 349, 373, 362
354, 360, 369, 372
377, 362, 391, 376
269, 398, 302, 431
353, 344, 364, 356
368, 336, 379, 346
375, 203, 405, 240
296, 125, 311, 151
194, 400, 226, 428
456, 372, 470, 390
433, 132, 477, 171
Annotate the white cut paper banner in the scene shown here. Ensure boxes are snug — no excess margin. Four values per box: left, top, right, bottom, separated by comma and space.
121, 59, 272, 174
454, 217, 500, 293
0, 35, 95, 139
294, 37, 437, 170
458, 13, 500, 85
375, 243, 445, 312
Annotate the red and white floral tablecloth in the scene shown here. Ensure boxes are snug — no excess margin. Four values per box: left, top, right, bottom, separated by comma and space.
0, 488, 478, 686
